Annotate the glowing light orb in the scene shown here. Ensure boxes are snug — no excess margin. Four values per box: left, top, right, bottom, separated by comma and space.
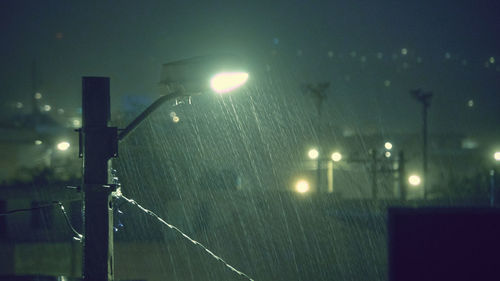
173, 116, 180, 123
295, 180, 310, 194
494, 152, 500, 161
57, 141, 70, 151
308, 149, 319, 159
331, 152, 342, 162
401, 48, 408, 55
35, 92, 42, 99
385, 142, 393, 150
210, 72, 249, 94
72, 119, 81, 127
408, 175, 422, 186
385, 151, 392, 158
35, 140, 42, 145
43, 105, 51, 112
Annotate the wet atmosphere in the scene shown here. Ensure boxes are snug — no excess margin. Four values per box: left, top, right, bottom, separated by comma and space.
1, 1, 500, 281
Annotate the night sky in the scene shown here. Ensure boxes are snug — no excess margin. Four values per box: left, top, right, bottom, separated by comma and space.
1, 0, 499, 137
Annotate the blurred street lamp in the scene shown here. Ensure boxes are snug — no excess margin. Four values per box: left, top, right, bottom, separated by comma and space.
385, 142, 393, 150
408, 174, 422, 187
295, 179, 310, 194
308, 148, 319, 159
331, 152, 342, 162
494, 151, 500, 161
80, 54, 249, 281
56, 141, 70, 151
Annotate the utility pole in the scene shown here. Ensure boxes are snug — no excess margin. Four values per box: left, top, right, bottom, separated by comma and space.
81, 77, 117, 281
371, 149, 378, 199
410, 89, 433, 199
304, 82, 329, 193
398, 151, 407, 200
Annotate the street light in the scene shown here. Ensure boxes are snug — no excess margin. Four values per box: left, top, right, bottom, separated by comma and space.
384, 142, 393, 150
494, 151, 500, 161
295, 179, 310, 194
408, 174, 422, 186
308, 148, 319, 160
331, 152, 342, 162
81, 54, 249, 281
56, 141, 70, 151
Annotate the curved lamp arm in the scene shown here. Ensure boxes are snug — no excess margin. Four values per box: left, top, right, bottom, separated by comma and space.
118, 91, 184, 141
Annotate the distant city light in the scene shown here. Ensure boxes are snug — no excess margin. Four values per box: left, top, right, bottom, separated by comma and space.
172, 116, 180, 123
34, 92, 42, 99
295, 180, 310, 194
467, 100, 474, 107
308, 148, 319, 159
331, 152, 342, 162
72, 119, 81, 127
401, 48, 408, 55
57, 141, 70, 151
408, 175, 421, 186
57, 108, 65, 114
43, 104, 51, 112
494, 152, 500, 161
15, 102, 23, 109
385, 151, 392, 158
384, 142, 393, 150
489, 57, 495, 64
384, 80, 391, 87
34, 140, 42, 145
210, 72, 249, 94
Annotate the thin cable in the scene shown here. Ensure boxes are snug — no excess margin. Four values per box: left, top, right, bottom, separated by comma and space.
120, 194, 254, 281
55, 201, 84, 241
0, 200, 83, 241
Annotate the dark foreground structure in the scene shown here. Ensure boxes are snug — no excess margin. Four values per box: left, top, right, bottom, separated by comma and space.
389, 207, 500, 281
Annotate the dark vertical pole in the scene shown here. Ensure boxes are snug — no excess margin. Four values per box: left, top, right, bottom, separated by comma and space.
82, 77, 116, 281
422, 104, 428, 199
490, 169, 496, 207
398, 151, 407, 200
372, 149, 378, 199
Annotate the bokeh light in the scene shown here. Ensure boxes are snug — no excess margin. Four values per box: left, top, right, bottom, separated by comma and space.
308, 149, 319, 159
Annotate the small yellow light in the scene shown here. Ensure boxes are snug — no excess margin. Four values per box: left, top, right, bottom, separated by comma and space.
308, 149, 319, 159
43, 105, 51, 112
35, 92, 42, 99
401, 48, 408, 55
331, 152, 342, 162
35, 140, 42, 145
72, 119, 81, 127
173, 116, 180, 123
408, 175, 421, 186
385, 142, 393, 150
295, 180, 310, 194
494, 152, 500, 161
385, 151, 392, 158
210, 72, 249, 94
57, 141, 70, 151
